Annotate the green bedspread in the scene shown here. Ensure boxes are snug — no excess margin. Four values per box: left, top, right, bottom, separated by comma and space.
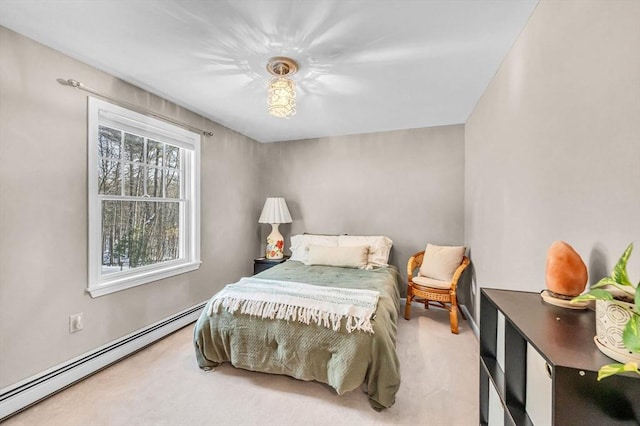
193, 260, 401, 410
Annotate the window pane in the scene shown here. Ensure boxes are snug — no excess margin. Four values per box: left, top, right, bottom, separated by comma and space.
165, 168, 181, 199
147, 166, 163, 198
98, 160, 121, 195
101, 199, 123, 274
101, 200, 180, 275
98, 126, 121, 159
124, 163, 144, 196
165, 145, 180, 169
147, 140, 163, 166
123, 133, 144, 162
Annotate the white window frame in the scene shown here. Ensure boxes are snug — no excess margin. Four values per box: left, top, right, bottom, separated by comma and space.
87, 97, 201, 297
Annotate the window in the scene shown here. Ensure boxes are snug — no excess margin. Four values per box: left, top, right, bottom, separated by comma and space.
88, 97, 200, 297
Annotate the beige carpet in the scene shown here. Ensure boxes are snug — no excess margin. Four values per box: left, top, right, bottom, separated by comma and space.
3, 301, 479, 426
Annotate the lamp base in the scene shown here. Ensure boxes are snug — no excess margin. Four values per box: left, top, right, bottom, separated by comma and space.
265, 223, 284, 259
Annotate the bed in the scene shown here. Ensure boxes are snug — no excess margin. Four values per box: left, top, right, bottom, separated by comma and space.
193, 235, 401, 410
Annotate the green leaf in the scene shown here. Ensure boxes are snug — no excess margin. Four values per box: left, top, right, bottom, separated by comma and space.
591, 277, 619, 289
598, 364, 626, 380
597, 362, 640, 381
622, 315, 640, 353
636, 285, 640, 312
571, 289, 614, 303
611, 243, 633, 286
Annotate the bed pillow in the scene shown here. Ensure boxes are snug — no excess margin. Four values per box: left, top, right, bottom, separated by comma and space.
419, 244, 466, 281
289, 234, 339, 263
338, 235, 393, 268
306, 245, 369, 269
289, 234, 305, 261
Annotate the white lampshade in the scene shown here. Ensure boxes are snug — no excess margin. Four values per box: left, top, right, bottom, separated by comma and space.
258, 197, 292, 224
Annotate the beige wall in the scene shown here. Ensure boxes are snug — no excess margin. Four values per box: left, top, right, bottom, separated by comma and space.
0, 27, 267, 387
261, 125, 466, 295
465, 0, 640, 318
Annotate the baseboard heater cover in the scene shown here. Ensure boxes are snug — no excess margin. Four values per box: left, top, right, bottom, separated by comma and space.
0, 301, 206, 420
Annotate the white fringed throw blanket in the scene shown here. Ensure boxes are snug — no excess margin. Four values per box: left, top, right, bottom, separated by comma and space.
207, 277, 380, 334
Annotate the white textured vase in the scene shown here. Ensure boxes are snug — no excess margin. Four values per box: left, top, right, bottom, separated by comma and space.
595, 299, 640, 364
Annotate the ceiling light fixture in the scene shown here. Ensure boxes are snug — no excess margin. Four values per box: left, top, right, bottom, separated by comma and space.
266, 57, 298, 119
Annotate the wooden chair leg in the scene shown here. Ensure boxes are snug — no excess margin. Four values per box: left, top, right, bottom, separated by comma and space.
404, 287, 412, 320
449, 304, 459, 334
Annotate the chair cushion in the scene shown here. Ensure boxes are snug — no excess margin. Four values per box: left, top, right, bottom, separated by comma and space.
418, 244, 466, 281
412, 275, 452, 289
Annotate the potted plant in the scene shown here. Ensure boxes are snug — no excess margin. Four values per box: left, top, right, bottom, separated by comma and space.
571, 242, 640, 380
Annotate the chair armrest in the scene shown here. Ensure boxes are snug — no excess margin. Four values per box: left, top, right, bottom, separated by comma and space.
407, 251, 425, 282
450, 256, 470, 291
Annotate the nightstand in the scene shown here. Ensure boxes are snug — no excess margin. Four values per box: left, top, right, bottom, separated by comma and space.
253, 256, 289, 275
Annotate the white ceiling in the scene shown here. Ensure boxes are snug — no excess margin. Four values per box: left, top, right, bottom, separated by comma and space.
0, 0, 538, 143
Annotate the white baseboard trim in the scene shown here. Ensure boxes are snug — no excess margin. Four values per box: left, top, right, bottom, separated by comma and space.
0, 301, 206, 421
460, 305, 479, 338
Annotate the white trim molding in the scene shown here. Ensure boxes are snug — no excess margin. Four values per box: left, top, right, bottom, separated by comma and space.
0, 302, 206, 421
460, 304, 479, 338
87, 97, 201, 297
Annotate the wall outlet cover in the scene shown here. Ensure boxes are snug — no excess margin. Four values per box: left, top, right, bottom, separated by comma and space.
69, 313, 83, 333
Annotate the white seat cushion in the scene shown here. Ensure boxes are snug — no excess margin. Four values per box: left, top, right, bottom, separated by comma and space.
412, 275, 452, 289
418, 244, 466, 281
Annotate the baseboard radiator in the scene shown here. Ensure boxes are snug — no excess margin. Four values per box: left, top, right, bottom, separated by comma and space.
0, 301, 206, 420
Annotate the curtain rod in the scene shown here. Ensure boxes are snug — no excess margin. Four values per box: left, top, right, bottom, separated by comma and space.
57, 78, 214, 137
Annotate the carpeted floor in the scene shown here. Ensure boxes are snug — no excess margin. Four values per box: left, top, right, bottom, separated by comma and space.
3, 301, 479, 426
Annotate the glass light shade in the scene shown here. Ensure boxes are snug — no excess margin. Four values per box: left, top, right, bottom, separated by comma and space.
268, 77, 296, 119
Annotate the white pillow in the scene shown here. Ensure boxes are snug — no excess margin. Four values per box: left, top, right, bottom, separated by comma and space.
338, 235, 393, 268
306, 245, 369, 269
419, 244, 466, 281
289, 234, 339, 263
289, 234, 306, 261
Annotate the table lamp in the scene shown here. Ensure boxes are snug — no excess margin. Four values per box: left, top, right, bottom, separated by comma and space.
258, 197, 292, 259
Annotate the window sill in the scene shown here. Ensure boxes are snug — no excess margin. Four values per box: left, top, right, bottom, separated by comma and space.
87, 261, 201, 297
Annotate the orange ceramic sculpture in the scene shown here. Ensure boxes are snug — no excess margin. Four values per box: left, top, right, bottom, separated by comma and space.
545, 241, 588, 297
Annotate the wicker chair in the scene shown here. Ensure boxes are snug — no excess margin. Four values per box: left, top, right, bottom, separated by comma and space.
403, 250, 470, 334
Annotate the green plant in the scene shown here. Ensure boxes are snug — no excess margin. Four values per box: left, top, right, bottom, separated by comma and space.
571, 243, 640, 380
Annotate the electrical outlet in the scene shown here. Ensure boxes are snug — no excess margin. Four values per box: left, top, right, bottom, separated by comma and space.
69, 313, 83, 333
